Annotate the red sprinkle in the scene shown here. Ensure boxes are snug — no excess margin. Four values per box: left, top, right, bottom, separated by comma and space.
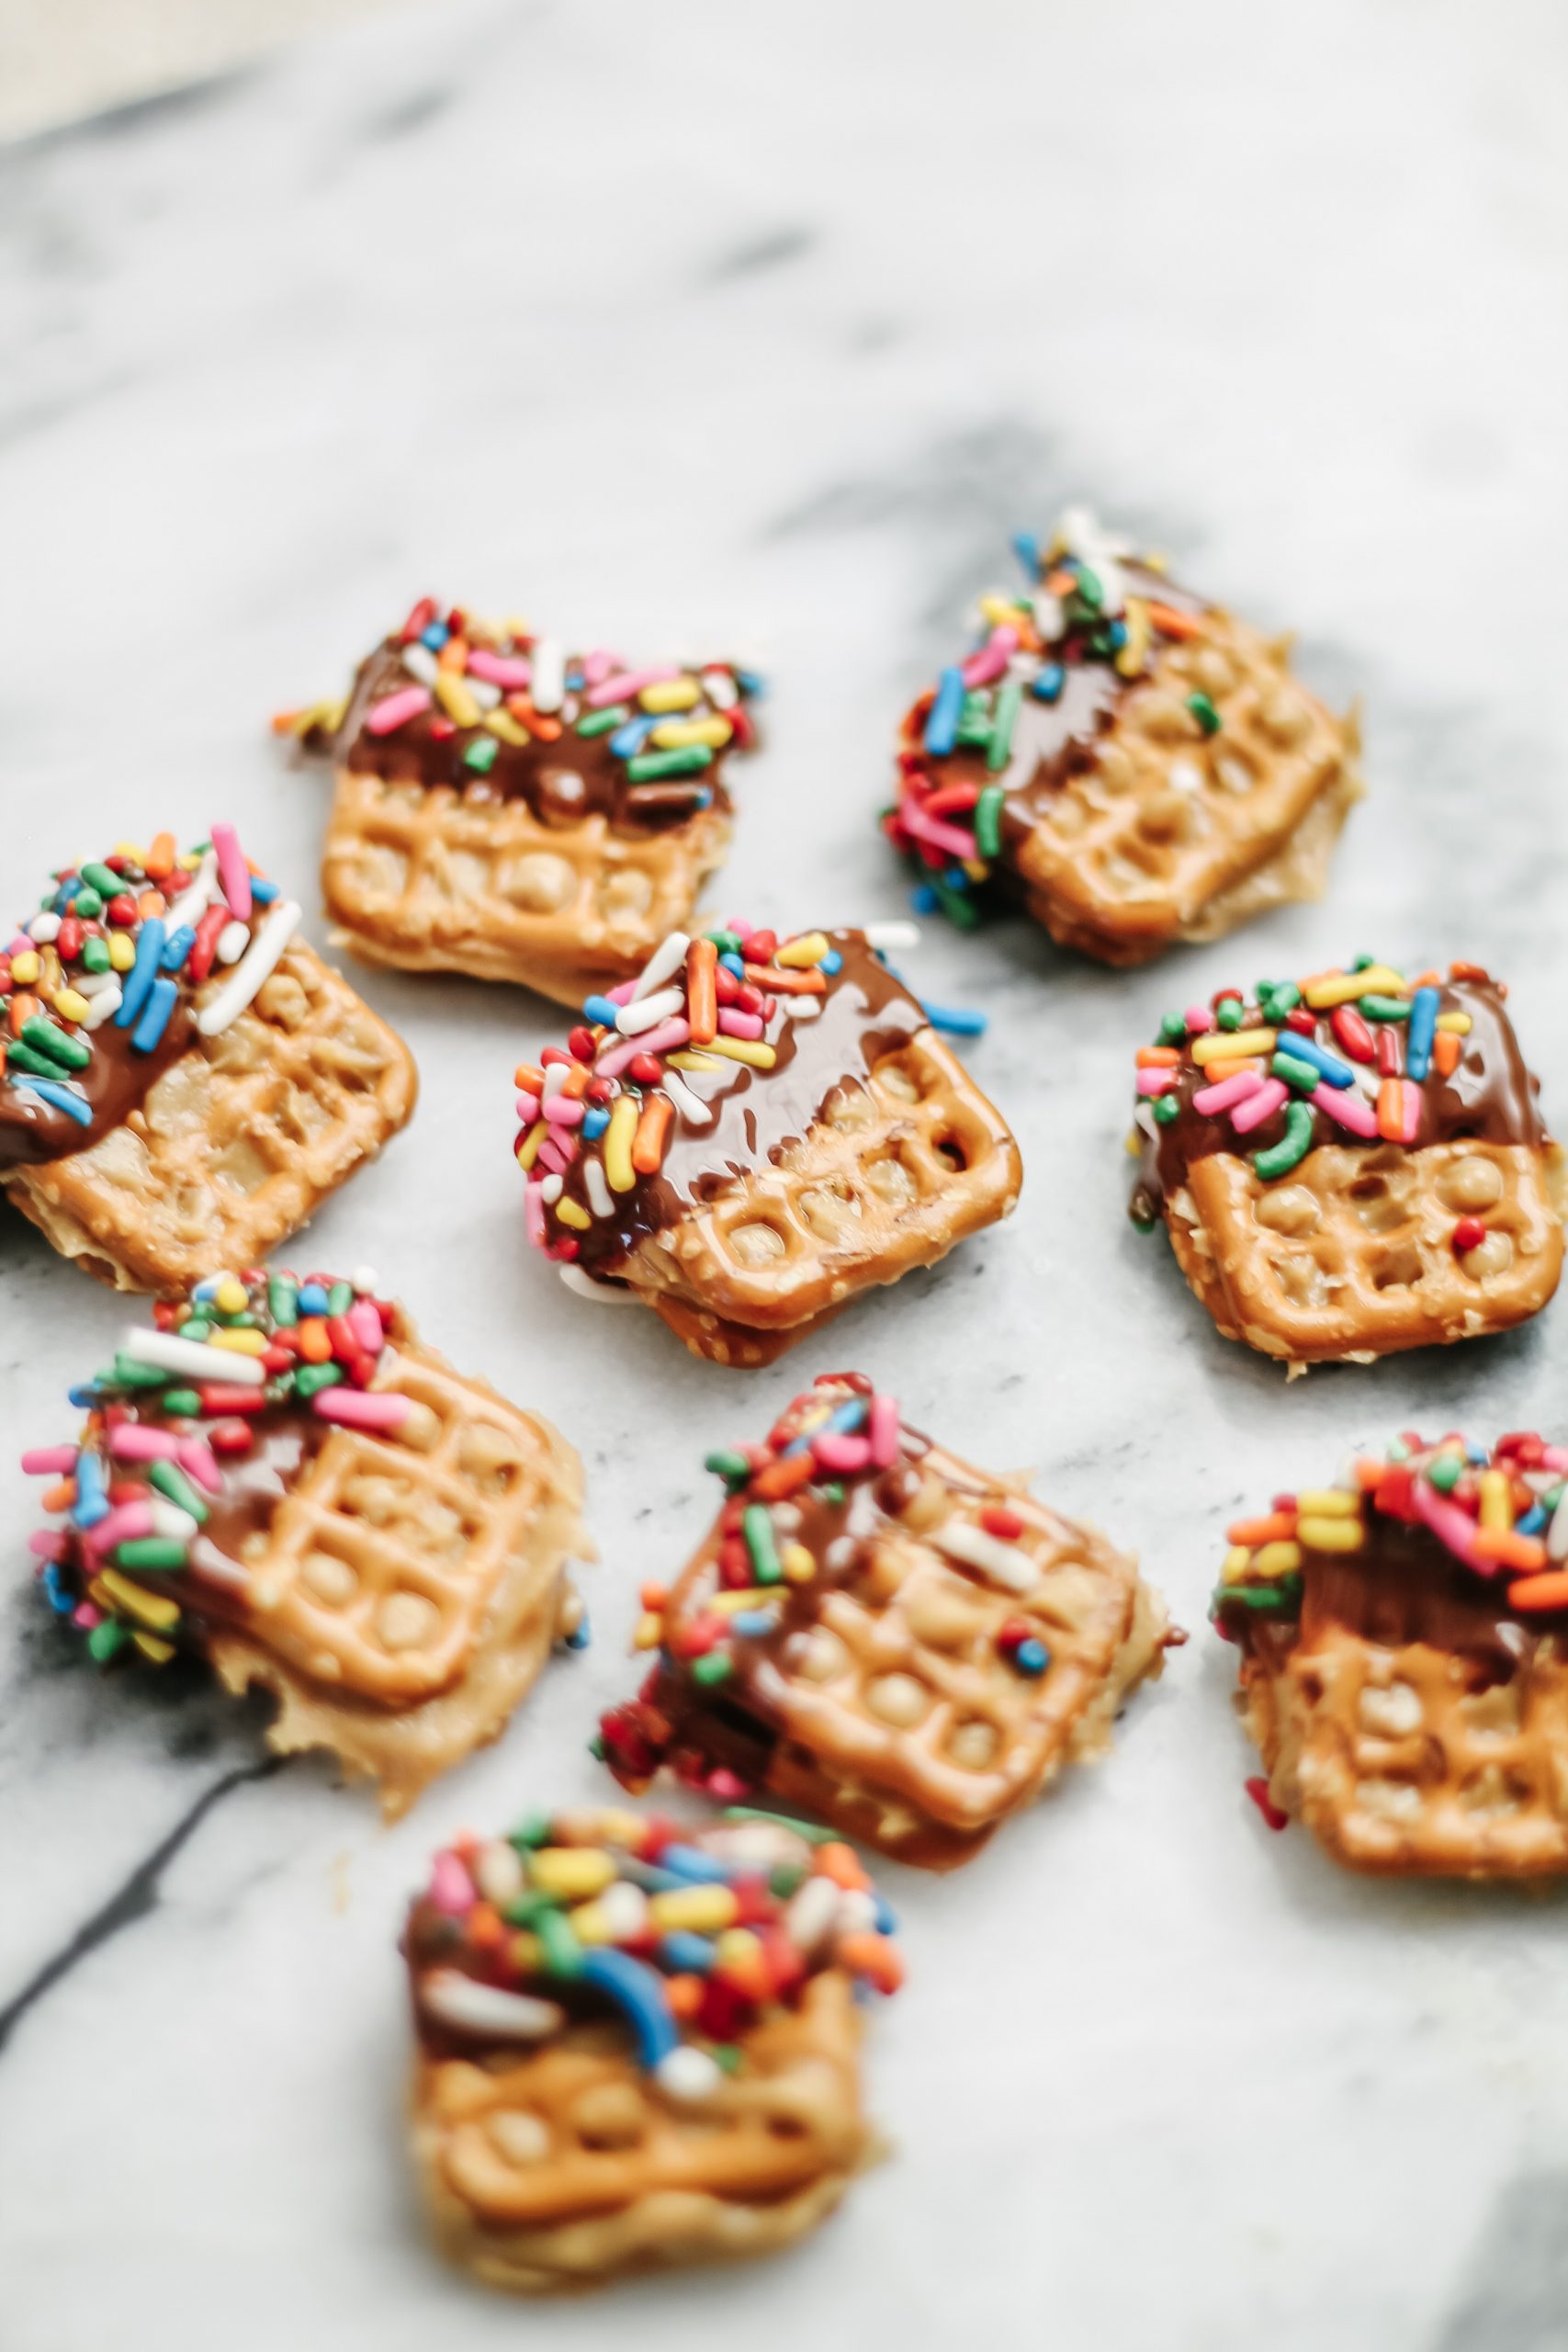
1330, 1004, 1375, 1062
627, 1053, 662, 1086
1245, 1777, 1289, 1833
568, 1026, 596, 1064
1452, 1216, 1486, 1253
1283, 1008, 1315, 1035
982, 1504, 1024, 1540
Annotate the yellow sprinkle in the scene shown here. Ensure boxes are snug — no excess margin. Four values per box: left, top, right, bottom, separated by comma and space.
133, 1632, 177, 1664
638, 677, 701, 714
96, 1568, 180, 1633
107, 933, 136, 973
1296, 1517, 1364, 1553
1435, 1012, 1472, 1035
209, 1326, 267, 1357
979, 594, 1026, 627
502, 615, 532, 640
1221, 1546, 1254, 1584
434, 672, 481, 729
52, 987, 90, 1023
484, 709, 530, 746
1116, 596, 1152, 678
1253, 1541, 1303, 1578
1301, 965, 1408, 1011
649, 1885, 738, 1934
112, 841, 144, 861
782, 1542, 816, 1583
515, 1119, 547, 1171
1190, 1027, 1276, 1066
963, 858, 987, 884
604, 1093, 639, 1193
1478, 1470, 1512, 1532
526, 1847, 617, 1899
213, 1276, 249, 1315
632, 1611, 664, 1649
567, 1902, 619, 1946
696, 1036, 777, 1069
649, 716, 733, 750
776, 931, 830, 969
1124, 1128, 1144, 1157
708, 1586, 773, 1614
665, 1050, 723, 1071
554, 1197, 591, 1230
509, 1931, 540, 1973
1296, 1489, 1357, 1517
716, 1927, 763, 1970
10, 950, 39, 986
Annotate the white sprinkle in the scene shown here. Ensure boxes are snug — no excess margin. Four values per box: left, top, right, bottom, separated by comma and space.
467, 676, 502, 711
863, 922, 920, 953
595, 1882, 649, 1940
121, 1328, 268, 1386
558, 1264, 642, 1306
352, 1265, 379, 1295
196, 901, 302, 1036
784, 1873, 839, 1957
615, 985, 684, 1036
473, 1840, 524, 1908
28, 912, 61, 944
656, 2046, 724, 2105
400, 642, 439, 687
585, 1159, 614, 1219
1032, 590, 1065, 639
215, 920, 249, 967
789, 994, 821, 1021
73, 967, 118, 997
149, 1499, 199, 1543
541, 1062, 570, 1102
83, 985, 123, 1030
630, 930, 691, 1001
700, 667, 738, 710
529, 636, 566, 713
835, 1887, 881, 1938
539, 1172, 563, 1205
931, 1519, 1037, 1594
172, 848, 220, 931
1549, 1490, 1568, 1562
660, 1069, 711, 1127
419, 1970, 563, 2042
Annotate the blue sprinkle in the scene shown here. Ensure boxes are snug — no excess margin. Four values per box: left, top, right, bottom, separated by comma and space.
18, 1078, 92, 1126
923, 665, 965, 758
785, 1393, 865, 1455
419, 621, 449, 650
873, 1893, 898, 1934
1466, 1442, 1490, 1464
910, 883, 939, 915
819, 949, 841, 976
1011, 530, 1041, 579
659, 1931, 717, 1975
920, 1000, 987, 1038
658, 1843, 732, 1884
564, 1608, 591, 1652
615, 1856, 689, 1894
1031, 663, 1066, 703
116, 917, 167, 1029
192, 1276, 221, 1301
582, 994, 621, 1026
1406, 985, 1439, 1084
1108, 619, 1129, 650
733, 667, 766, 698
718, 953, 746, 980
1274, 1035, 1353, 1089
1517, 1503, 1548, 1538
132, 975, 179, 1055
1013, 1638, 1051, 1677
610, 715, 656, 759
581, 1106, 610, 1140
298, 1281, 331, 1318
68, 1385, 104, 1409
565, 668, 584, 692
249, 876, 279, 905
159, 924, 195, 973
42, 1563, 74, 1615
694, 787, 713, 809
73, 1450, 109, 1530
731, 1610, 781, 1639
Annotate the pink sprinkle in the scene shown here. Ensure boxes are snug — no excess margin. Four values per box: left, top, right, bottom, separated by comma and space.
960, 626, 1018, 689
705, 1768, 750, 1803
813, 1431, 873, 1474
605, 980, 638, 1005
108, 1425, 179, 1463
538, 1136, 576, 1175
348, 1298, 384, 1355
175, 1438, 222, 1494
1542, 1447, 1568, 1475
1399, 1079, 1422, 1145
542, 1095, 584, 1127
365, 684, 433, 736
210, 821, 253, 923
28, 1531, 67, 1561
73, 1602, 103, 1630
597, 1018, 690, 1079
581, 650, 616, 687
1414, 1477, 1485, 1571
1230, 1079, 1289, 1136
868, 1394, 900, 1468
587, 664, 679, 710
525, 1181, 546, 1248
465, 649, 531, 689
1313, 1082, 1378, 1138
430, 1851, 476, 1915
1184, 1005, 1216, 1035
311, 1389, 412, 1434
728, 919, 755, 944
84, 1502, 154, 1557
516, 1091, 541, 1125
900, 800, 981, 862
1192, 1070, 1263, 1117
717, 1009, 764, 1041
1135, 1068, 1176, 1098
21, 1446, 78, 1476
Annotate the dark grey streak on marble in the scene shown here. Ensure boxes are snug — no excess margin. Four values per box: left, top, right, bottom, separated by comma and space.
1431, 2167, 1568, 2351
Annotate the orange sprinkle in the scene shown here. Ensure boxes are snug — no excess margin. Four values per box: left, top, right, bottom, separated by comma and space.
1045, 568, 1077, 597
1507, 1570, 1568, 1612
743, 963, 826, 996
559, 1061, 591, 1102
685, 936, 718, 1044
297, 1317, 333, 1364
638, 1581, 669, 1610
42, 1478, 76, 1513
1146, 601, 1203, 640
1410, 969, 1442, 989
1135, 1046, 1180, 1069
466, 1902, 505, 1950
143, 832, 175, 879
1201, 1056, 1263, 1085
505, 693, 561, 741
1375, 1079, 1404, 1142
1432, 1031, 1461, 1079
814, 1841, 869, 1893
632, 1092, 674, 1175
513, 1063, 545, 1093
1225, 1511, 1295, 1546
136, 888, 167, 922
838, 1932, 904, 1994
1354, 1457, 1385, 1490
9, 991, 38, 1038
270, 708, 303, 735
1449, 960, 1489, 983
666, 1973, 704, 2020
750, 1452, 818, 1502
1472, 1528, 1549, 1572
437, 634, 468, 673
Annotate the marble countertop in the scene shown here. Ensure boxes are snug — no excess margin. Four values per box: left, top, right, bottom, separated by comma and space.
4, 3, 1568, 2346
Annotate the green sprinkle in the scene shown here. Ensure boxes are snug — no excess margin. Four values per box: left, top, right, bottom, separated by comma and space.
575, 703, 629, 736
73, 887, 104, 920
535, 1908, 583, 1978
1152, 1092, 1181, 1125
1074, 566, 1104, 612
1386, 1438, 1412, 1463
974, 784, 1005, 860
1158, 1011, 1188, 1044
507, 1812, 553, 1851
959, 691, 990, 724
149, 1458, 209, 1524
723, 1804, 839, 1846
266, 1372, 298, 1405
1360, 995, 1411, 1022
111, 1354, 173, 1389
1216, 999, 1243, 1032
702, 930, 744, 956
1271, 1051, 1321, 1094
987, 679, 1022, 773
768, 1862, 808, 1896
1252, 1100, 1314, 1181
327, 1279, 354, 1316
928, 871, 980, 928
743, 1502, 782, 1584
80, 935, 111, 973
268, 1274, 299, 1327
113, 1539, 188, 1572
820, 1481, 845, 1507
1187, 691, 1222, 735
1351, 954, 1378, 972
627, 746, 713, 784
955, 714, 993, 750
80, 862, 121, 898
692, 1650, 735, 1687
1427, 1453, 1463, 1493
294, 1363, 344, 1400
1213, 1576, 1302, 1615
1260, 979, 1302, 1016
705, 1449, 751, 1486
712, 2043, 744, 2075
6, 1040, 85, 1080
504, 1889, 567, 1928
161, 1389, 201, 1419
88, 1618, 131, 1664
463, 735, 499, 774
180, 1319, 213, 1344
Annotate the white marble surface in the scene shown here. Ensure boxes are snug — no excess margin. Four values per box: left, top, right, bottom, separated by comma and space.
4, 4, 1568, 2345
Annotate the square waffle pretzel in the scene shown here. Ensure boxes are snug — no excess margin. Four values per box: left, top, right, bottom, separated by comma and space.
623, 1032, 1021, 1370
1166, 1138, 1567, 1365
1011, 611, 1360, 965
1235, 1623, 1568, 1878
322, 770, 731, 1008
411, 1971, 870, 2291
207, 1340, 589, 1816
2, 942, 417, 1295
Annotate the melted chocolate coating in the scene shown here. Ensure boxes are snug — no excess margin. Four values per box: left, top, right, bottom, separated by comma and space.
558, 931, 930, 1276
0, 999, 195, 1172
1129, 976, 1546, 1226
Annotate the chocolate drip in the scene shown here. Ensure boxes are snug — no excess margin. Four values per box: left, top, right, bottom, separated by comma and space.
0, 999, 196, 1172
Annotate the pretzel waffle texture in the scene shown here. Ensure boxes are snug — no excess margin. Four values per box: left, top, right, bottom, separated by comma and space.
322, 768, 731, 1007
1010, 611, 1360, 964
1165, 1139, 1566, 1365
209, 1339, 589, 1816
411, 1971, 872, 2290
2, 941, 417, 1295
625, 1033, 1021, 1368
